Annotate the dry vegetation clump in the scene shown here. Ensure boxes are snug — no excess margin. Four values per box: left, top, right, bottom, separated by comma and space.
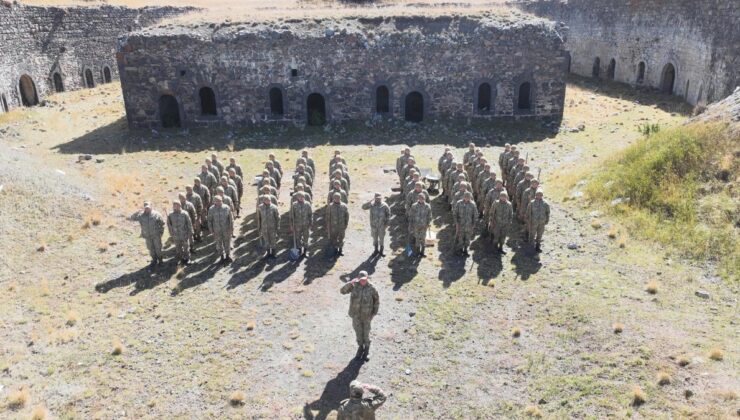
677, 356, 690, 367
511, 327, 521, 338
607, 226, 618, 239
645, 280, 659, 294
55, 329, 77, 344
524, 405, 543, 418
229, 391, 246, 407
65, 310, 80, 326
98, 242, 109, 252
82, 210, 103, 229
590, 219, 602, 229
112, 340, 124, 356
631, 386, 646, 406
708, 348, 724, 361
6, 387, 29, 409
657, 371, 671, 386
30, 405, 48, 420
716, 389, 738, 401
612, 322, 624, 334
246, 320, 256, 331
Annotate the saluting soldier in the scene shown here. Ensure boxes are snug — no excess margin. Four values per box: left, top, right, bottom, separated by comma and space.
130, 201, 165, 267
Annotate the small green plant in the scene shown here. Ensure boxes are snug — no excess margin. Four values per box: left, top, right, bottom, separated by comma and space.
637, 123, 661, 136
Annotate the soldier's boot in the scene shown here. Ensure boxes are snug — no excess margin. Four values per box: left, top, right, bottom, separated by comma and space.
362, 343, 371, 362
354, 345, 364, 360
219, 255, 226, 264
183, 259, 192, 266
420, 245, 426, 257
372, 245, 378, 256
379, 246, 385, 257
149, 259, 157, 268
535, 241, 542, 253
225, 254, 233, 263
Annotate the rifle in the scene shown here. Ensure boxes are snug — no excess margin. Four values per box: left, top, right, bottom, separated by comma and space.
537, 168, 542, 182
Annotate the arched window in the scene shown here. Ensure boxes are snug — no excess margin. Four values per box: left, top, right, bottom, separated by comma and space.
661, 63, 676, 94
476, 82, 492, 114
404, 91, 424, 122
103, 67, 112, 83
199, 87, 217, 116
306, 93, 326, 126
636, 62, 646, 84
592, 57, 601, 78
19, 75, 39, 106
84, 69, 95, 88
53, 73, 64, 93
159, 95, 181, 128
376, 86, 390, 114
607, 58, 616, 80
517, 82, 532, 112
269, 87, 284, 116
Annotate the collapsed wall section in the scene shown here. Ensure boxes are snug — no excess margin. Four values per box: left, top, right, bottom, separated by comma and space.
117, 14, 568, 128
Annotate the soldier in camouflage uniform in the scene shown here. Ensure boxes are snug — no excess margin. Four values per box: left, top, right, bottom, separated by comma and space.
185, 185, 203, 241
219, 177, 240, 217
199, 165, 218, 195
340, 270, 380, 360
167, 201, 193, 265
403, 172, 421, 198
210, 153, 225, 176
454, 191, 478, 256
295, 177, 313, 200
290, 192, 312, 256
227, 168, 243, 203
484, 179, 505, 222
178, 192, 198, 251
327, 180, 348, 204
208, 195, 234, 264
408, 194, 432, 257
396, 148, 413, 183
400, 157, 418, 186
268, 153, 283, 177
475, 164, 492, 203
259, 169, 278, 190
504, 149, 521, 186
294, 164, 313, 187
130, 201, 165, 267
327, 192, 350, 257
507, 157, 525, 197
489, 191, 513, 254
205, 158, 220, 180
463, 142, 477, 170
437, 147, 451, 176
227, 157, 243, 178
498, 143, 512, 175
514, 172, 533, 215
519, 179, 539, 224
292, 185, 311, 205
337, 380, 387, 420
362, 192, 391, 257
525, 189, 550, 253
330, 169, 349, 193
445, 163, 465, 205
405, 182, 430, 214
451, 181, 471, 210
193, 178, 210, 231
258, 195, 280, 258
299, 149, 316, 174
296, 157, 315, 180
215, 186, 234, 214
265, 161, 282, 189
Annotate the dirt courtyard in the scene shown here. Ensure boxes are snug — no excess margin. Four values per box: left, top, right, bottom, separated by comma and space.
0, 77, 737, 419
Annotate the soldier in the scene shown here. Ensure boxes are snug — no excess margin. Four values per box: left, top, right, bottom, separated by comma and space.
406, 182, 430, 213
215, 186, 234, 214
185, 186, 203, 241
290, 192, 312, 256
515, 172, 533, 215
404, 171, 421, 197
198, 165, 218, 195
484, 179, 505, 221
259, 169, 278, 190
504, 149, 520, 186
330, 169, 349, 192
400, 157, 418, 184
178, 192, 198, 251
258, 195, 280, 258
220, 177, 240, 217
167, 200, 193, 265
479, 170, 497, 206
525, 189, 550, 253
327, 192, 350, 257
205, 158, 220, 180
227, 157, 243, 178
265, 161, 281, 189
362, 193, 390, 257
297, 150, 316, 174
340, 271, 379, 360
292, 185, 312, 205
130, 201, 165, 267
327, 180, 348, 204
498, 143, 512, 175
227, 168, 244, 203
294, 164, 314, 187
257, 186, 278, 208
519, 179, 540, 223
475, 163, 492, 199
193, 178, 211, 231
454, 191, 478, 256
511, 165, 530, 207
408, 194, 432, 257
295, 178, 313, 200
445, 162, 465, 204
437, 147, 451, 177
268, 153, 283, 176
490, 191, 513, 254
337, 380, 387, 419
439, 153, 455, 197
210, 153, 225, 176
208, 195, 233, 263
396, 148, 413, 183
463, 142, 477, 169
259, 177, 278, 198
451, 178, 471, 208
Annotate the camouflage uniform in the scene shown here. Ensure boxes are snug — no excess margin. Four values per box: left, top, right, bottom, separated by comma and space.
294, 168, 313, 187
258, 201, 280, 251
208, 202, 234, 260
396, 152, 413, 183
337, 381, 387, 420
519, 184, 539, 222
484, 186, 505, 220
198, 170, 218, 195
490, 197, 513, 248
514, 177, 532, 214
211, 157, 225, 177
186, 190, 203, 239
167, 208, 193, 261
498, 146, 511, 175
221, 182, 240, 216
179, 198, 198, 245
408, 199, 432, 251
362, 199, 390, 250
290, 198, 312, 250
330, 174, 349, 193
227, 161, 243, 178
131, 208, 165, 263
405, 187, 430, 213
206, 162, 220, 180
327, 200, 350, 252
327, 188, 348, 204
229, 173, 244, 202
526, 196, 550, 247
340, 279, 380, 348
454, 198, 478, 251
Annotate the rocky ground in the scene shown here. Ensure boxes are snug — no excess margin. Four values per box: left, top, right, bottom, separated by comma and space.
0, 77, 737, 419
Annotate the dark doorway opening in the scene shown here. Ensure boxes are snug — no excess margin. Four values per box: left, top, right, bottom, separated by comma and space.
306, 93, 326, 126
477, 83, 491, 113
159, 95, 181, 128
84, 69, 95, 88
199, 87, 217, 116
661, 63, 676, 94
607, 58, 616, 80
376, 85, 390, 114
637, 62, 645, 84
103, 67, 112, 83
53, 73, 64, 92
1, 94, 8, 113
592, 57, 601, 78
269, 87, 284, 116
404, 91, 423, 122
517, 82, 532, 111
19, 75, 39, 106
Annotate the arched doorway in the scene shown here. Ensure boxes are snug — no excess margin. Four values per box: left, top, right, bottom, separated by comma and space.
661, 63, 676, 94
306, 93, 326, 126
159, 95, 181, 128
375, 86, 390, 114
84, 69, 95, 88
636, 62, 646, 84
199, 87, 217, 116
103, 67, 112, 83
592, 57, 601, 78
477, 82, 491, 114
269, 87, 284, 116
53, 73, 64, 92
517, 82, 532, 112
607, 58, 616, 80
404, 91, 423, 122
19, 75, 39, 106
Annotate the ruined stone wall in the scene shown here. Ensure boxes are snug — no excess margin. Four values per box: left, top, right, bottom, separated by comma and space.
517, 0, 740, 105
117, 15, 567, 128
0, 3, 190, 112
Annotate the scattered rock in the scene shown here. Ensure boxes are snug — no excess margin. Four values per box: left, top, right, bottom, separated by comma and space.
96, 158, 105, 163
684, 389, 693, 399
405, 369, 411, 375
567, 243, 579, 250
694, 290, 710, 299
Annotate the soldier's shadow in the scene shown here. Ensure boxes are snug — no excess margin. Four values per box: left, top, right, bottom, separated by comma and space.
303, 358, 364, 420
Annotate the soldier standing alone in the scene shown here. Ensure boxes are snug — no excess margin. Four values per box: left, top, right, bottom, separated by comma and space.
525, 189, 550, 253
340, 271, 380, 361
361, 193, 390, 257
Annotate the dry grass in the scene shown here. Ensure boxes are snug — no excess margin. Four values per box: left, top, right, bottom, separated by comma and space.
612, 322, 624, 334
30, 405, 48, 420
98, 242, 109, 252
716, 389, 738, 401
302, 370, 314, 378
55, 328, 78, 344
631, 386, 646, 406
246, 320, 256, 331
708, 348, 724, 361
229, 391, 246, 407
657, 371, 671, 386
677, 356, 690, 367
511, 327, 521, 338
6, 387, 29, 410
65, 310, 80, 326
82, 210, 103, 229
617, 236, 627, 248
607, 226, 618, 239
524, 405, 543, 418
645, 280, 659, 294
112, 339, 124, 355
590, 219, 602, 229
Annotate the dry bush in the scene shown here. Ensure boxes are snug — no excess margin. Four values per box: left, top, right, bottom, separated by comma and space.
302, 370, 314, 377
677, 356, 690, 367
82, 209, 103, 229
708, 348, 724, 361
229, 391, 246, 406
30, 405, 48, 420
645, 280, 659, 294
98, 242, 109, 252
38, 278, 50, 297
657, 371, 671, 386
6, 387, 29, 409
511, 327, 521, 338
612, 322, 624, 334
631, 386, 646, 406
617, 236, 627, 248
65, 310, 80, 326
716, 389, 738, 401
524, 405, 543, 418
590, 219, 602, 229
112, 339, 124, 356
607, 226, 618, 239
55, 329, 77, 344
246, 320, 256, 331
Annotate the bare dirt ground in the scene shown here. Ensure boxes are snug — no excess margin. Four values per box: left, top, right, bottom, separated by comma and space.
0, 78, 737, 419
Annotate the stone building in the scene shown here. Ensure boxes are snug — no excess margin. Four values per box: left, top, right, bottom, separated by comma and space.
517, 0, 740, 105
116, 14, 568, 128
0, 3, 190, 113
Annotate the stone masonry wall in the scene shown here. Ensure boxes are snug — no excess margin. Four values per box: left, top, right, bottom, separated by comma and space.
117, 15, 568, 128
516, 0, 740, 106
0, 3, 191, 112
